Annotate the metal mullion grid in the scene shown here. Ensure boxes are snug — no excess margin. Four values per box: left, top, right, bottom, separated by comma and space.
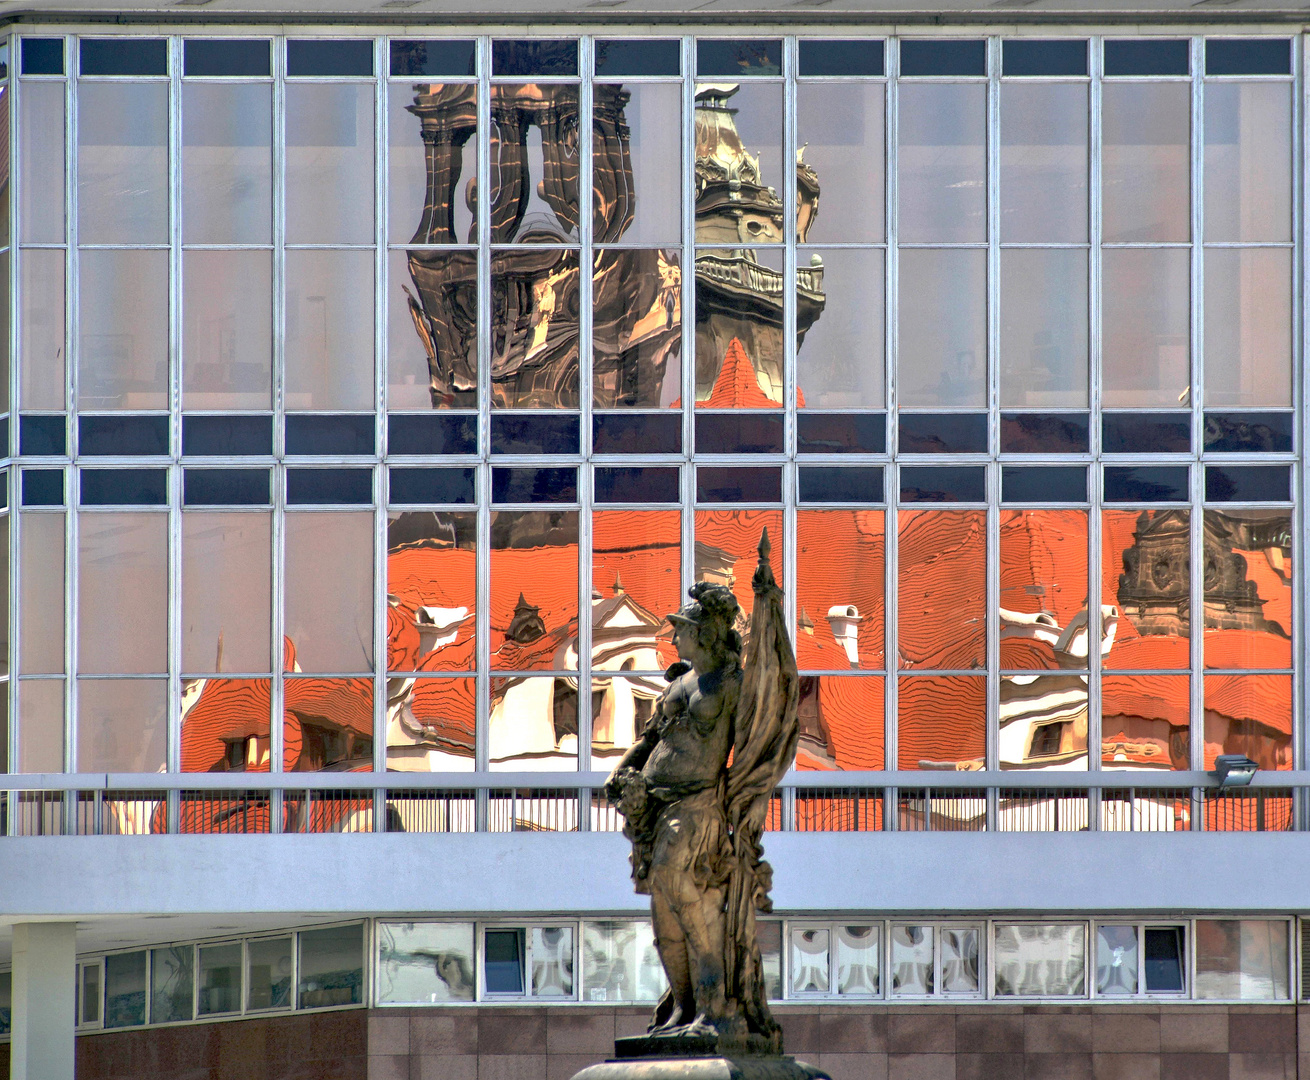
782, 36, 798, 682
474, 36, 491, 829
1300, 35, 1310, 814
371, 37, 388, 802
679, 36, 695, 609
63, 42, 80, 778
577, 35, 594, 794
884, 37, 899, 798
985, 38, 1000, 814
269, 38, 286, 831
166, 36, 182, 799
5, 32, 17, 798
1088, 37, 1105, 809
1188, 38, 1206, 817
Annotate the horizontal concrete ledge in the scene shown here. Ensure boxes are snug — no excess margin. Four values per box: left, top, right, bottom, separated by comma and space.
2, 832, 1309, 917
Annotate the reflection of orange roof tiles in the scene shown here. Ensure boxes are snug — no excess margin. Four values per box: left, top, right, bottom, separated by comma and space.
1101, 511, 1146, 648
180, 679, 272, 774
819, 676, 884, 770
408, 677, 476, 757
1106, 635, 1189, 670
674, 337, 803, 408
1204, 673, 1292, 737
1101, 675, 1189, 727
795, 510, 885, 671
693, 509, 783, 621
388, 604, 423, 672
897, 675, 985, 769
491, 545, 578, 664
1204, 628, 1292, 670
897, 511, 985, 670
388, 547, 475, 610
1232, 548, 1293, 636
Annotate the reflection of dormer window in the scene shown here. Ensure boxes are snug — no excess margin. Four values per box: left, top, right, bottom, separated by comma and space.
1029, 723, 1064, 759
507, 593, 547, 644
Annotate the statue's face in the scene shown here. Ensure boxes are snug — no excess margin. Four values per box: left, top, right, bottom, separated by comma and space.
672, 621, 696, 661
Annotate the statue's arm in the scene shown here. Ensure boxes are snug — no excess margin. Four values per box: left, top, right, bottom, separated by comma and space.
605, 726, 657, 793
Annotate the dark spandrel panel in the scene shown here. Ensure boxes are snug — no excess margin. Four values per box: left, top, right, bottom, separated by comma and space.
1003, 39, 1088, 77
492, 40, 578, 77
594, 466, 680, 503
1002, 466, 1087, 503
798, 40, 885, 77
390, 39, 476, 78
1104, 39, 1189, 77
79, 415, 169, 457
389, 467, 476, 505
388, 414, 477, 456
492, 466, 577, 503
21, 469, 63, 506
491, 413, 580, 455
80, 469, 167, 506
286, 468, 372, 505
1000, 413, 1090, 454
1203, 412, 1293, 453
798, 467, 884, 504
183, 469, 271, 506
1206, 38, 1291, 76
900, 40, 986, 77
1102, 412, 1191, 454
1104, 466, 1189, 502
80, 39, 167, 77
696, 413, 784, 455
22, 38, 64, 76
1206, 465, 1290, 503
593, 413, 682, 455
594, 39, 680, 77
20, 416, 66, 457
182, 415, 273, 457
285, 414, 375, 456
797, 413, 886, 455
184, 39, 272, 77
696, 467, 782, 504
697, 39, 782, 77
900, 466, 985, 503
899, 413, 987, 454
286, 39, 373, 78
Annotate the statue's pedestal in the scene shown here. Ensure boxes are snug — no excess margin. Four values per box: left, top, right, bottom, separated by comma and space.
568, 1034, 830, 1080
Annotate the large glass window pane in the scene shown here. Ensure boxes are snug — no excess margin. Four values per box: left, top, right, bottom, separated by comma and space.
897, 248, 986, 407
1102, 82, 1189, 242
490, 510, 578, 672
1000, 248, 1088, 407
246, 936, 293, 1010
796, 81, 884, 244
489, 249, 580, 408
489, 674, 579, 772
1001, 675, 1089, 771
596, 83, 680, 245
592, 507, 679, 646
581, 920, 663, 1003
1000, 509, 1089, 669
285, 83, 374, 244
993, 923, 1086, 996
796, 247, 884, 409
81, 963, 100, 1024
180, 677, 272, 773
104, 951, 147, 1027
1102, 509, 1190, 670
797, 510, 884, 671
77, 678, 166, 772
377, 922, 476, 1004
694, 247, 784, 406
1000, 82, 1087, 242
836, 925, 879, 996
19, 80, 65, 242
285, 512, 374, 673
182, 82, 273, 244
1144, 927, 1185, 992
1202, 510, 1291, 670
150, 945, 194, 1024
17, 678, 63, 772
298, 924, 365, 1008
898, 509, 985, 670
898, 675, 984, 771
20, 248, 65, 410
1204, 82, 1291, 242
285, 248, 375, 411
941, 928, 979, 993
795, 676, 883, 772
1101, 675, 1189, 772
1102, 248, 1189, 408
1204, 674, 1292, 772
197, 943, 241, 1015
1203, 247, 1291, 408
77, 82, 167, 244
790, 927, 830, 993
593, 247, 682, 408
388, 248, 477, 409
489, 84, 582, 244
484, 928, 525, 994
694, 508, 783, 625
693, 82, 782, 245
890, 925, 933, 995
1195, 919, 1289, 1000
182, 249, 273, 410
78, 512, 167, 675
284, 677, 374, 772
389, 83, 476, 246
20, 513, 64, 674
78, 248, 168, 410
898, 83, 985, 243
1096, 925, 1139, 995
387, 511, 476, 673
182, 512, 272, 675
529, 926, 574, 997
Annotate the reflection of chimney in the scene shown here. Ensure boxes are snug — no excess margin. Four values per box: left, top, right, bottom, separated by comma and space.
826, 605, 863, 668
798, 607, 814, 635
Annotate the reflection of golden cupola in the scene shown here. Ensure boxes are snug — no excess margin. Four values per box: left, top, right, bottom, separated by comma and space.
694, 84, 784, 246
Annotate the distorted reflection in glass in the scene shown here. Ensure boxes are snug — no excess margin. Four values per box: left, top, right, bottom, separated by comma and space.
183, 249, 273, 410
582, 920, 665, 1002
377, 922, 476, 1003
19, 81, 64, 242
790, 928, 830, 993
389, 83, 476, 245
1101, 248, 1189, 408
993, 923, 1085, 997
796, 248, 883, 409
285, 248, 375, 411
836, 926, 879, 996
795, 676, 883, 772
898, 675, 984, 770
1000, 82, 1087, 243
1203, 247, 1292, 408
490, 510, 578, 671
198, 944, 242, 1015
1000, 509, 1089, 670
897, 248, 986, 407
758, 921, 783, 1000
150, 946, 194, 1024
182, 82, 273, 245
77, 81, 167, 243
694, 508, 783, 624
388, 248, 477, 409
76, 678, 166, 772
590, 674, 673, 769
595, 83, 680, 245
247, 936, 294, 1011
1096, 925, 1139, 995
78, 248, 168, 410
182, 512, 272, 675
489, 84, 580, 244
1204, 82, 1291, 243
298, 924, 365, 1006
940, 928, 979, 993
890, 925, 933, 996
284, 511, 375, 673
1101, 675, 1189, 771
1201, 510, 1291, 670
387, 511, 475, 673
104, 951, 147, 1027
592, 507, 679, 643
283, 677, 374, 775
1204, 674, 1291, 772
1000, 249, 1088, 408
490, 250, 580, 408
285, 82, 375, 244
19, 248, 64, 410
898, 509, 985, 670
386, 677, 474, 774
1194, 919, 1289, 1000
17, 678, 63, 772
693, 82, 781, 246
490, 675, 579, 770
78, 512, 167, 675
796, 81, 884, 244
1001, 675, 1088, 771
180, 677, 272, 773
695, 247, 785, 406
593, 248, 682, 407
530, 926, 575, 997
1102, 82, 1189, 243
20, 513, 64, 675
899, 83, 985, 243
797, 510, 884, 671
1102, 509, 1190, 670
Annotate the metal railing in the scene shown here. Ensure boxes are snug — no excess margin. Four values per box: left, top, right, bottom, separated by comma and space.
0, 771, 1303, 836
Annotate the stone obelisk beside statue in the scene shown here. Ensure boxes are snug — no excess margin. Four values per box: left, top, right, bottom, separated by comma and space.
571, 531, 829, 1080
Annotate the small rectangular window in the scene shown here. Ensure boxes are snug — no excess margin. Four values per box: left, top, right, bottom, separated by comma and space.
582, 921, 663, 1003
1195, 919, 1289, 1000
184, 39, 271, 77
1144, 927, 1185, 992
80, 39, 167, 77
286, 39, 373, 77
20, 416, 66, 457
388, 467, 476, 505
594, 39, 680, 77
491, 414, 580, 455
197, 944, 241, 1015
492, 40, 577, 77
1204, 412, 1293, 453
900, 40, 986, 77
298, 924, 364, 1008
183, 415, 273, 457
1103, 466, 1189, 502
696, 467, 782, 504
799, 40, 885, 77
1002, 466, 1086, 504
150, 945, 195, 1024
900, 413, 987, 454
1205, 465, 1290, 503
697, 39, 781, 77
286, 468, 372, 506
592, 413, 681, 455
491, 467, 577, 504
285, 414, 375, 456
798, 467, 884, 504
80, 962, 101, 1025
247, 937, 293, 1011
797, 414, 886, 455
388, 414, 477, 456
104, 951, 147, 1028
1206, 38, 1291, 76
1103, 413, 1191, 455
21, 468, 63, 506
1104, 39, 1189, 77
1003, 39, 1088, 77
484, 928, 526, 994
80, 469, 167, 506
390, 39, 476, 78
21, 38, 64, 75
378, 923, 476, 1003
79, 415, 169, 457
899, 466, 985, 503
183, 469, 271, 507
696, 413, 784, 455
994, 923, 1086, 996
1096, 925, 1138, 995
1000, 414, 1089, 454
594, 466, 680, 504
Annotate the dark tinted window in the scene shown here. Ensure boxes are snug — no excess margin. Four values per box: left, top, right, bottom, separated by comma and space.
492, 40, 577, 77
22, 469, 64, 506
797, 413, 886, 455
1203, 412, 1293, 454
390, 39, 476, 77
899, 466, 985, 503
594, 39, 680, 77
899, 413, 987, 454
1104, 39, 1189, 77
594, 467, 680, 503
1000, 414, 1089, 454
798, 467, 884, 504
1205, 38, 1291, 76
900, 40, 986, 77
1002, 466, 1087, 503
492, 467, 577, 503
491, 414, 579, 455
592, 413, 681, 455
1205, 466, 1290, 503
696, 467, 781, 503
80, 39, 167, 76
183, 469, 271, 506
389, 467, 476, 505
81, 469, 167, 506
483, 929, 524, 994
1143, 928, 1185, 993
697, 39, 782, 77
388, 414, 477, 456
1104, 466, 1189, 502
1003, 39, 1088, 77
286, 40, 373, 77
285, 414, 375, 456
799, 40, 885, 77
286, 468, 372, 505
22, 38, 64, 75
20, 416, 66, 457
184, 39, 271, 77
696, 413, 784, 454
182, 415, 273, 457
1102, 413, 1191, 454
79, 415, 169, 457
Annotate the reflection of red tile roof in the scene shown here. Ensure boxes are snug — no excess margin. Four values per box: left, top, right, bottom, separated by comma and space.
408, 677, 476, 757
1105, 635, 1189, 670
1231, 547, 1292, 636
693, 509, 783, 621
795, 510, 884, 670
897, 675, 984, 770
180, 678, 273, 774
674, 337, 803, 408
1102, 675, 1189, 727
1204, 627, 1291, 670
805, 676, 884, 771
490, 544, 579, 667
897, 511, 986, 670
1204, 673, 1292, 739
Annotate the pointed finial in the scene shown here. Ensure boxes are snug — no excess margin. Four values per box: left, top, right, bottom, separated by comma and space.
612, 573, 624, 595
758, 527, 771, 562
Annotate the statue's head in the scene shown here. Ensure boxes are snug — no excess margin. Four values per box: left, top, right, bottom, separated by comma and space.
667, 582, 742, 670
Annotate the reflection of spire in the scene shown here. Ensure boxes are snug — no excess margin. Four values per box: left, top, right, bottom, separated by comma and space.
798, 607, 814, 636
507, 592, 546, 644
612, 574, 625, 595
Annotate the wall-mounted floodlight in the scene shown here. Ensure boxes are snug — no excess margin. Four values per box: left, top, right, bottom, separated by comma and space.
1214, 754, 1259, 788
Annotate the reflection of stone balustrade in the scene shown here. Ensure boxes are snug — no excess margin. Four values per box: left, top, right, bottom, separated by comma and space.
694, 252, 826, 301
